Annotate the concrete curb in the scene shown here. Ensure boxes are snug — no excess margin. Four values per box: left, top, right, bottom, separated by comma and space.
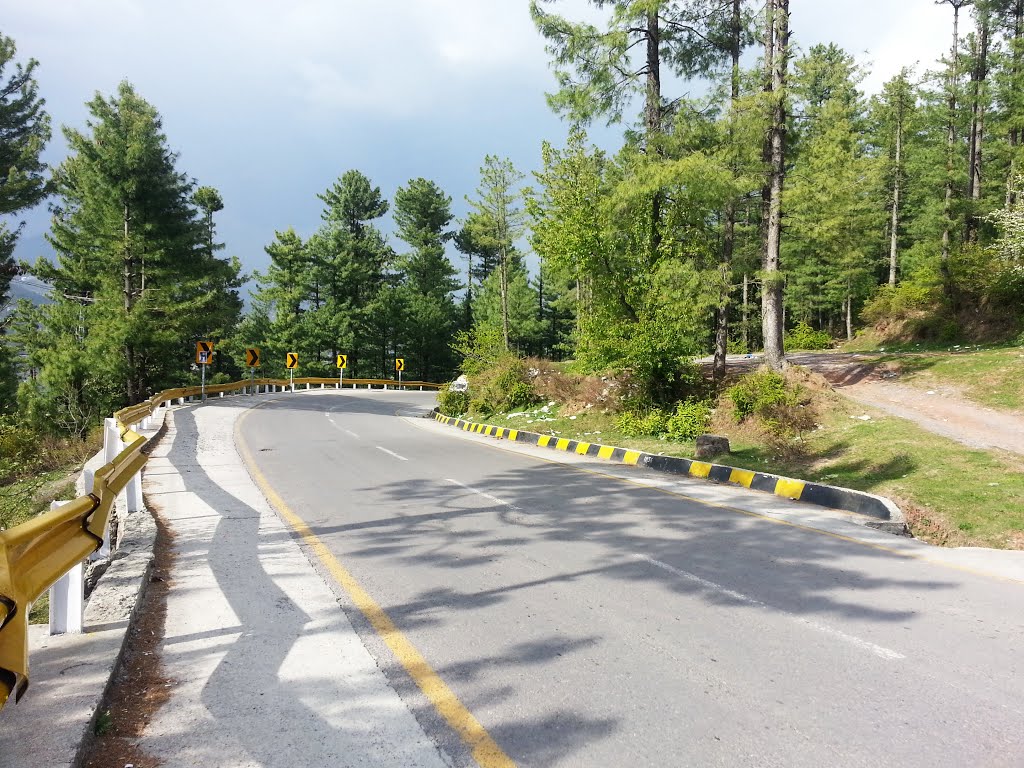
431, 411, 907, 531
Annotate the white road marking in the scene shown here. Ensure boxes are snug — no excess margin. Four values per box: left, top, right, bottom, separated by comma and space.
325, 412, 359, 438
633, 554, 905, 661
376, 446, 408, 461
446, 479, 522, 510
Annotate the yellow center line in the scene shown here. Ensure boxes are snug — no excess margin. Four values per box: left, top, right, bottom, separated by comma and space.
236, 402, 516, 768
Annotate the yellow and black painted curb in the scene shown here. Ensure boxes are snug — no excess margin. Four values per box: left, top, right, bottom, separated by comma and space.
432, 411, 903, 524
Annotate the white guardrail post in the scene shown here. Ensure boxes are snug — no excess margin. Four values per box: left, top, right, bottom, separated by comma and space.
48, 501, 84, 634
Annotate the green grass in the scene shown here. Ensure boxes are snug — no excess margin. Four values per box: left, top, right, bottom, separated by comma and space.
1, 471, 78, 624
481, 396, 1024, 549
874, 345, 1024, 411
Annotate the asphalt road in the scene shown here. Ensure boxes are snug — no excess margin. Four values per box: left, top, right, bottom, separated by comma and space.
238, 389, 1024, 768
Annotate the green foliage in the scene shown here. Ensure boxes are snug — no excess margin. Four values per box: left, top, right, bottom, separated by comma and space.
94, 709, 113, 737
728, 370, 795, 422
616, 408, 669, 438
452, 325, 508, 377
436, 387, 469, 417
616, 398, 713, 441
0, 415, 38, 483
0, 32, 51, 310
665, 399, 714, 441
727, 370, 816, 441
15, 81, 242, 425
784, 321, 833, 351
466, 354, 537, 416
860, 282, 941, 323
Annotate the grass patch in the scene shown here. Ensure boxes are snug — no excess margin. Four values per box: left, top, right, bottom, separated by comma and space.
876, 345, 1024, 411
1, 471, 80, 624
487, 395, 1024, 549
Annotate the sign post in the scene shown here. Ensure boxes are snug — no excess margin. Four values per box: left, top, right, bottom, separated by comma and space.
286, 352, 298, 391
396, 357, 404, 388
196, 341, 214, 401
245, 347, 261, 395
337, 353, 347, 389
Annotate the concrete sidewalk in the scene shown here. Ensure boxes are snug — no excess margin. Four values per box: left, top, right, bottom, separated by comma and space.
138, 401, 447, 767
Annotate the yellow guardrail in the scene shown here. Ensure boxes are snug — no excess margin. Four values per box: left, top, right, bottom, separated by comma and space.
0, 373, 443, 710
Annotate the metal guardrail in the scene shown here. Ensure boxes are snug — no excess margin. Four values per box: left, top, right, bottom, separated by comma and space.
0, 374, 442, 710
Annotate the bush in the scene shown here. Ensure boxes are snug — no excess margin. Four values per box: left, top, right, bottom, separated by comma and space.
436, 388, 469, 417
0, 417, 41, 484
726, 370, 817, 443
784, 321, 832, 351
616, 408, 669, 438
728, 371, 793, 421
861, 282, 941, 324
665, 399, 713, 441
465, 355, 538, 416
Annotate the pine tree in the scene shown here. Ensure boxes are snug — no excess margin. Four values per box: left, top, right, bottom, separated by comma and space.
315, 170, 394, 377
0, 33, 50, 409
393, 177, 459, 381
871, 68, 919, 286
466, 157, 526, 350
761, 0, 791, 371
0, 33, 50, 311
30, 82, 241, 408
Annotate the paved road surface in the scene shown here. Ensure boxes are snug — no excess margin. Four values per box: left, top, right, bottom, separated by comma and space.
238, 389, 1024, 767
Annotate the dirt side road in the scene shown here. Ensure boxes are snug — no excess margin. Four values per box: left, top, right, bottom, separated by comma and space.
716, 352, 1024, 456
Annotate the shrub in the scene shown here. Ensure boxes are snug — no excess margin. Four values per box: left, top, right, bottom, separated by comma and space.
665, 399, 713, 441
616, 408, 669, 438
728, 371, 793, 421
784, 321, 832, 351
465, 355, 538, 416
0, 417, 41, 484
436, 388, 469, 416
727, 370, 815, 442
861, 282, 941, 324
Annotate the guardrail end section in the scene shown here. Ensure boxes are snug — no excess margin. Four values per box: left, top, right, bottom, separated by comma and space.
0, 601, 29, 711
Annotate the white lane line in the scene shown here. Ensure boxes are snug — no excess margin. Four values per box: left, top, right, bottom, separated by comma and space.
376, 446, 408, 461
446, 479, 521, 510
633, 554, 905, 661
325, 412, 359, 438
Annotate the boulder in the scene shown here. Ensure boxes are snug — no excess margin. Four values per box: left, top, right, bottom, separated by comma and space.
695, 434, 730, 459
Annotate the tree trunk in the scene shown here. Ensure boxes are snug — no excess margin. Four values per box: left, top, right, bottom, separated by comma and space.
967, 9, 990, 243
646, 10, 663, 260
714, 0, 742, 382
761, 0, 789, 372
889, 93, 903, 287
941, 2, 963, 296
499, 245, 510, 350
742, 273, 749, 352
846, 289, 853, 341
1010, 2, 1023, 206
123, 203, 139, 403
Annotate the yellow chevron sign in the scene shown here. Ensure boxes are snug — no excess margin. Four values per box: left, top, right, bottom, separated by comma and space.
337, 354, 347, 369
286, 352, 298, 369
395, 358, 405, 372
195, 340, 214, 365
245, 348, 260, 368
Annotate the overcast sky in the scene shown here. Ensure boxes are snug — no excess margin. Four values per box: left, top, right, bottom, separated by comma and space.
3, 0, 956, 294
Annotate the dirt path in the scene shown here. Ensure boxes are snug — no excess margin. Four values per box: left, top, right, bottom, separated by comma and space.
715, 352, 1024, 456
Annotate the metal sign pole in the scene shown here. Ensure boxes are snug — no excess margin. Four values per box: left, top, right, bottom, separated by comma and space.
201, 360, 206, 402
340, 366, 343, 389
399, 368, 403, 388
290, 367, 294, 392
250, 367, 254, 395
